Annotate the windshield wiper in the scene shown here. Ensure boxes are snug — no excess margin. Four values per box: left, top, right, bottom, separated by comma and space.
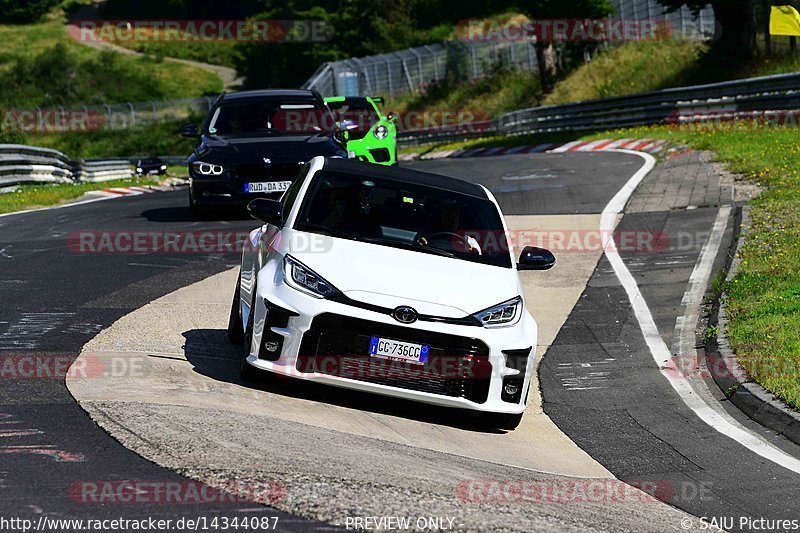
358, 236, 455, 258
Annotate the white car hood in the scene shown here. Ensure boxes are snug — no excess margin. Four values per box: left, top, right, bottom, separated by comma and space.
290, 236, 519, 317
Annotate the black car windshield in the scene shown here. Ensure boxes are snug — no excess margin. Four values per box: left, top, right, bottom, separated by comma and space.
206, 97, 336, 136
294, 171, 512, 268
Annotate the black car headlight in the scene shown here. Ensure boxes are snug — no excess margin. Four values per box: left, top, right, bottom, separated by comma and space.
472, 296, 523, 327
373, 124, 388, 139
283, 255, 340, 298
192, 161, 224, 176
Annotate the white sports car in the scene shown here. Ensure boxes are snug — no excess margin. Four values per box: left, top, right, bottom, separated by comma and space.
228, 156, 554, 430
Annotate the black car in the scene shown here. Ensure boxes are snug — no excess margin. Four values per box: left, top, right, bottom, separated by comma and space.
181, 89, 348, 218
135, 157, 167, 176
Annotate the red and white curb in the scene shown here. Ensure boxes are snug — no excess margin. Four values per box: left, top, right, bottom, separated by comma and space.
401, 138, 690, 162
85, 178, 186, 198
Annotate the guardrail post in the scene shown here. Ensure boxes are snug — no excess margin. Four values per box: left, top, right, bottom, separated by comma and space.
128, 102, 135, 129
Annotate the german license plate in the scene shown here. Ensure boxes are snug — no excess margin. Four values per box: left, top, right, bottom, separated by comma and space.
245, 181, 291, 193
369, 336, 429, 365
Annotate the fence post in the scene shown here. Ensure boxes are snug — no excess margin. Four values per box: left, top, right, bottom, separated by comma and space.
352, 58, 372, 95
471, 43, 479, 78
385, 58, 393, 95
409, 48, 424, 89
527, 41, 536, 71
401, 58, 414, 92
424, 45, 440, 81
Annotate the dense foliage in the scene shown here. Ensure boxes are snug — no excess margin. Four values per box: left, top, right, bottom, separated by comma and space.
0, 0, 60, 23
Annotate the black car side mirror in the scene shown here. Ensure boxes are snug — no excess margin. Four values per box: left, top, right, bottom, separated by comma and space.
247, 198, 283, 225
180, 123, 198, 138
517, 246, 555, 271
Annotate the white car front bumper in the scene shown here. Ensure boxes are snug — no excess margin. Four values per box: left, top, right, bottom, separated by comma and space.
245, 279, 538, 415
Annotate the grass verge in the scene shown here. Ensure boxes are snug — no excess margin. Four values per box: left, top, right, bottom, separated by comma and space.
0, 20, 222, 107
0, 176, 162, 215
21, 120, 198, 159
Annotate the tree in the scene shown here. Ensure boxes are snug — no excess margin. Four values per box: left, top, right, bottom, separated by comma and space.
0, 0, 60, 23
514, 0, 614, 93
658, 0, 756, 60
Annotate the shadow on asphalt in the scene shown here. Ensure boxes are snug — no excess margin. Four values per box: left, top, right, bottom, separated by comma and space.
182, 328, 505, 434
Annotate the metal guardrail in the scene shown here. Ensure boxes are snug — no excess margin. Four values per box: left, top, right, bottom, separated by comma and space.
72, 160, 134, 182
398, 72, 800, 146
0, 145, 133, 186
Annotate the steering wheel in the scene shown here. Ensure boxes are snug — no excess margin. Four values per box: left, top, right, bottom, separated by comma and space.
420, 232, 473, 252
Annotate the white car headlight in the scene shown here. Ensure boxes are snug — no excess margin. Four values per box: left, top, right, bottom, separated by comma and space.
283, 255, 339, 298
373, 124, 388, 139
472, 296, 523, 327
192, 161, 224, 176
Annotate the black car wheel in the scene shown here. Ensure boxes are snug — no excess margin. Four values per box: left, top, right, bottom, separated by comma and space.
227, 277, 244, 344
239, 298, 261, 382
239, 282, 272, 383
188, 194, 208, 220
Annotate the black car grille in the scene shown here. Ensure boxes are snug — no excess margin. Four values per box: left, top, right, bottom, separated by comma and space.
234, 163, 303, 180
270, 163, 303, 179
297, 313, 491, 403
234, 164, 266, 180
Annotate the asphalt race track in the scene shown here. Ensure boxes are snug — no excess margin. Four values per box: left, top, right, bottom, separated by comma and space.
1, 151, 799, 531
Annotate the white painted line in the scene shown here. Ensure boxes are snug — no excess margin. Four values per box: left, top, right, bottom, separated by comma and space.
602, 149, 800, 475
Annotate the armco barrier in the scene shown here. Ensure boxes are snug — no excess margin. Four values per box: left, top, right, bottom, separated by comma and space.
72, 159, 134, 182
398, 72, 800, 146
0, 145, 133, 186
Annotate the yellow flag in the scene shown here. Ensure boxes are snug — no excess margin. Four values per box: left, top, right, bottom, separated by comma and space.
771, 5, 800, 36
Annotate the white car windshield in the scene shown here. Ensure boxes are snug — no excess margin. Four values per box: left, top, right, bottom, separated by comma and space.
294, 171, 512, 268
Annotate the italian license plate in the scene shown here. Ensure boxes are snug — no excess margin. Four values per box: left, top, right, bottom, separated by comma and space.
245, 181, 291, 193
369, 336, 429, 365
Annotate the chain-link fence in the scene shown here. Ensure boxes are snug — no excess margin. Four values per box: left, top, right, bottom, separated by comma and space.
304, 0, 715, 98
609, 0, 715, 39
303, 41, 538, 98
